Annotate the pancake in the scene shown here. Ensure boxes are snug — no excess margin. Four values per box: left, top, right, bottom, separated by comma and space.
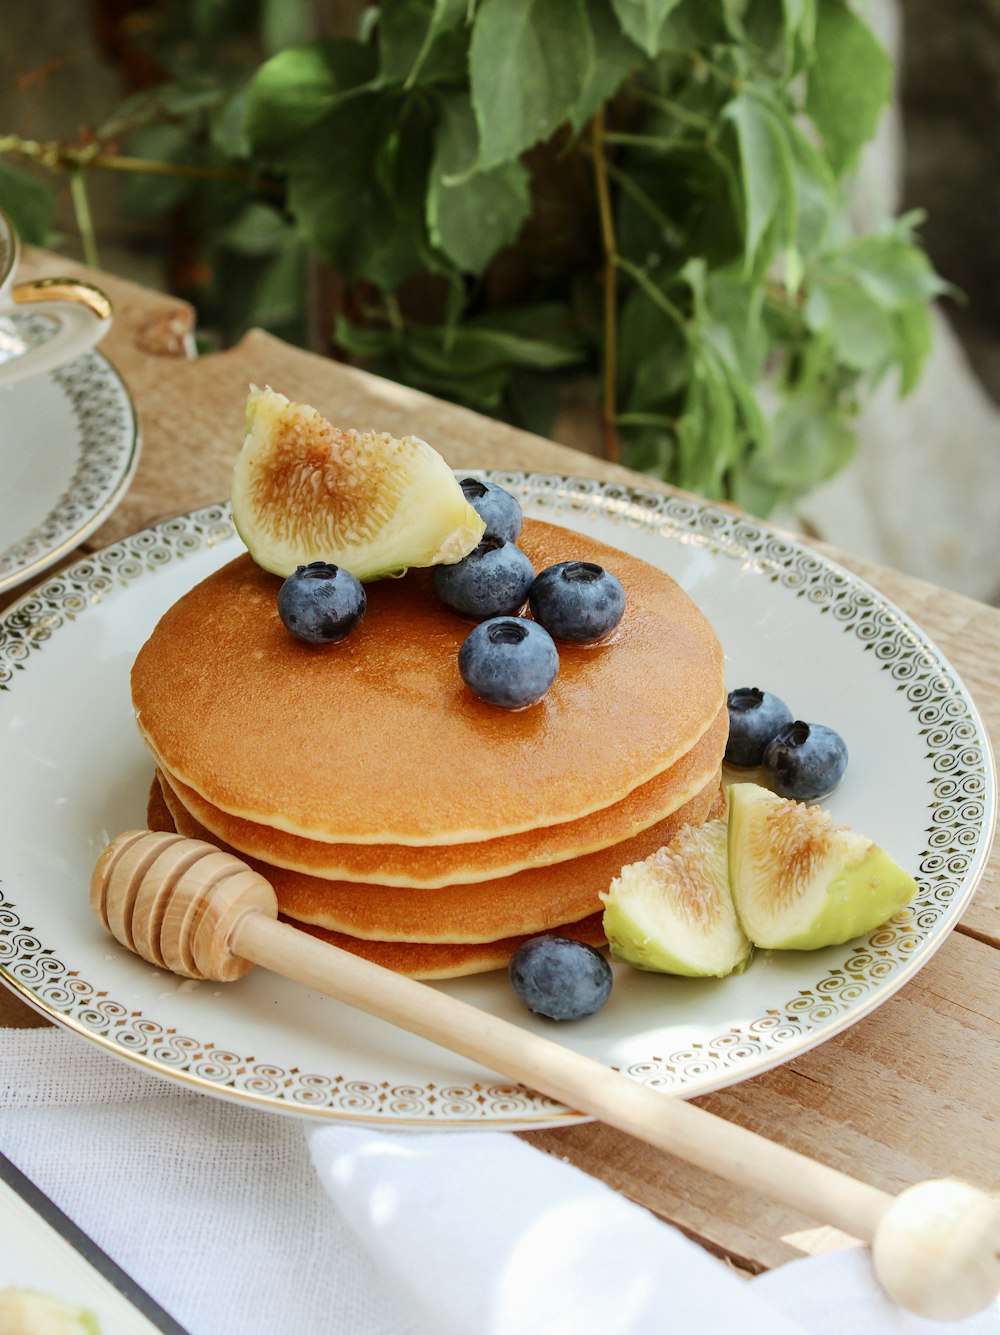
146, 782, 608, 979
156, 706, 728, 886
291, 913, 608, 980
132, 518, 724, 846
154, 769, 724, 942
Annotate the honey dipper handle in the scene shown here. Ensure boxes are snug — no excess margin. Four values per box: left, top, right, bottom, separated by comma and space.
231, 911, 1000, 1322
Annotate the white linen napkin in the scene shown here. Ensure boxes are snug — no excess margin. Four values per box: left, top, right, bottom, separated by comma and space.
1, 1027, 997, 1335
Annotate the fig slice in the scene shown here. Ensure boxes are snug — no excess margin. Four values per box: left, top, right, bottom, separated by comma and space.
230, 385, 486, 580
728, 782, 918, 950
600, 818, 752, 977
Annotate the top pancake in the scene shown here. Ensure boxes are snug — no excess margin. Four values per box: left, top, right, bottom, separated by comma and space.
132, 517, 724, 845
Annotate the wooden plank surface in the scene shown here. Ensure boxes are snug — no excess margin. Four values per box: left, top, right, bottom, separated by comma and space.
4, 249, 999, 1272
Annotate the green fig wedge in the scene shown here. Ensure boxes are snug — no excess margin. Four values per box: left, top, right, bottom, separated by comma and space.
231, 385, 486, 580
0, 1287, 100, 1335
727, 783, 918, 950
600, 818, 752, 977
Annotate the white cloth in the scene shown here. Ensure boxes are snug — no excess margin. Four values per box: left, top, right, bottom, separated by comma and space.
0, 1028, 997, 1335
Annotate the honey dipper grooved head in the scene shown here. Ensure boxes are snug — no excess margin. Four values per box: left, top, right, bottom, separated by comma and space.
90, 830, 278, 981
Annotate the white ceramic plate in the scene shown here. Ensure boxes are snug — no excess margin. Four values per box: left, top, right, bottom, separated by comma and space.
0, 476, 994, 1128
0, 313, 140, 595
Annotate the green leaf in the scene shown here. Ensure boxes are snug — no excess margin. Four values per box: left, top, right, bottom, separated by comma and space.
0, 164, 55, 245
617, 281, 689, 410
261, 0, 312, 54
119, 125, 196, 217
700, 277, 771, 447
379, 0, 470, 86
99, 79, 224, 139
676, 347, 736, 495
785, 116, 836, 254
244, 40, 379, 156
287, 96, 433, 288
211, 89, 252, 159
827, 233, 948, 309
704, 268, 768, 380
502, 367, 562, 435
397, 347, 514, 410
610, 0, 683, 57
407, 303, 588, 375
724, 91, 795, 268
891, 300, 933, 396
334, 317, 399, 359
805, 1, 892, 178
219, 202, 291, 256
742, 0, 813, 78
769, 387, 857, 484
469, 0, 594, 170
619, 425, 675, 477
570, 0, 644, 130
807, 277, 896, 373
247, 240, 307, 328
426, 93, 531, 271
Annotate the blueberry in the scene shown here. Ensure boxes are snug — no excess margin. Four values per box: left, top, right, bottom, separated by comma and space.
277, 562, 366, 644
725, 688, 794, 767
459, 617, 558, 709
460, 477, 523, 543
528, 561, 625, 643
509, 936, 613, 1021
434, 537, 534, 620
762, 721, 848, 800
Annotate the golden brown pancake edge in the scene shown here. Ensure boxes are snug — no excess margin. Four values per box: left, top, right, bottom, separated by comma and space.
154, 768, 723, 943
146, 779, 609, 979
155, 706, 728, 886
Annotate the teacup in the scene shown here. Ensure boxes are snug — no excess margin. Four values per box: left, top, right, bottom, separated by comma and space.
0, 206, 113, 388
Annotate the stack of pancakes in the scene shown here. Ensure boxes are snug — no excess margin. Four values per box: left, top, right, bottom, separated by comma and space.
133, 517, 726, 978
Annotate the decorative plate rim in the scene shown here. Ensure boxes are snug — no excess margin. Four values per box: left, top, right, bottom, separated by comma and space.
0, 330, 141, 595
0, 474, 995, 1126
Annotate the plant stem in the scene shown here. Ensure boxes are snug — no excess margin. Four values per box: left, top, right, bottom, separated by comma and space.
615, 254, 690, 342
632, 87, 712, 131
581, 144, 685, 249
600, 130, 689, 153
93, 153, 250, 182
589, 108, 620, 466
0, 134, 252, 184
69, 170, 99, 269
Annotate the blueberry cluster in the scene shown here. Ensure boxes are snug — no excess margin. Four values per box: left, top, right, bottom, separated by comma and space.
725, 686, 847, 800
446, 480, 626, 709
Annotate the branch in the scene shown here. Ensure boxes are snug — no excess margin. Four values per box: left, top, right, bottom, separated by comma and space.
0, 134, 253, 184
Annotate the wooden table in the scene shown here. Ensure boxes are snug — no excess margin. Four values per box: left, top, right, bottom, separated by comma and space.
4, 250, 999, 1277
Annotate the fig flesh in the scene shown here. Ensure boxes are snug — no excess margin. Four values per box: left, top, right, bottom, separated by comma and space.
231, 385, 485, 580
728, 783, 918, 950
600, 818, 752, 977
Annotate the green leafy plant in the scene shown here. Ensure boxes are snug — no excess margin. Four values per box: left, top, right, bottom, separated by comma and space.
0, 0, 947, 514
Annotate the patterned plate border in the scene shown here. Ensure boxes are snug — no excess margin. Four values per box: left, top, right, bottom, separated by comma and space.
0, 476, 995, 1124
0, 319, 141, 594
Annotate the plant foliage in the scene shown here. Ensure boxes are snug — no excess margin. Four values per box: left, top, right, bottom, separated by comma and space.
0, 0, 947, 513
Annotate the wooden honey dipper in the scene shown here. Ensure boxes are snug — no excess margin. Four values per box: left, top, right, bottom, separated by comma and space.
92, 828, 1000, 1322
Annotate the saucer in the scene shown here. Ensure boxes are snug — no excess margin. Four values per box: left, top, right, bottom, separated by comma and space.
0, 313, 139, 596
